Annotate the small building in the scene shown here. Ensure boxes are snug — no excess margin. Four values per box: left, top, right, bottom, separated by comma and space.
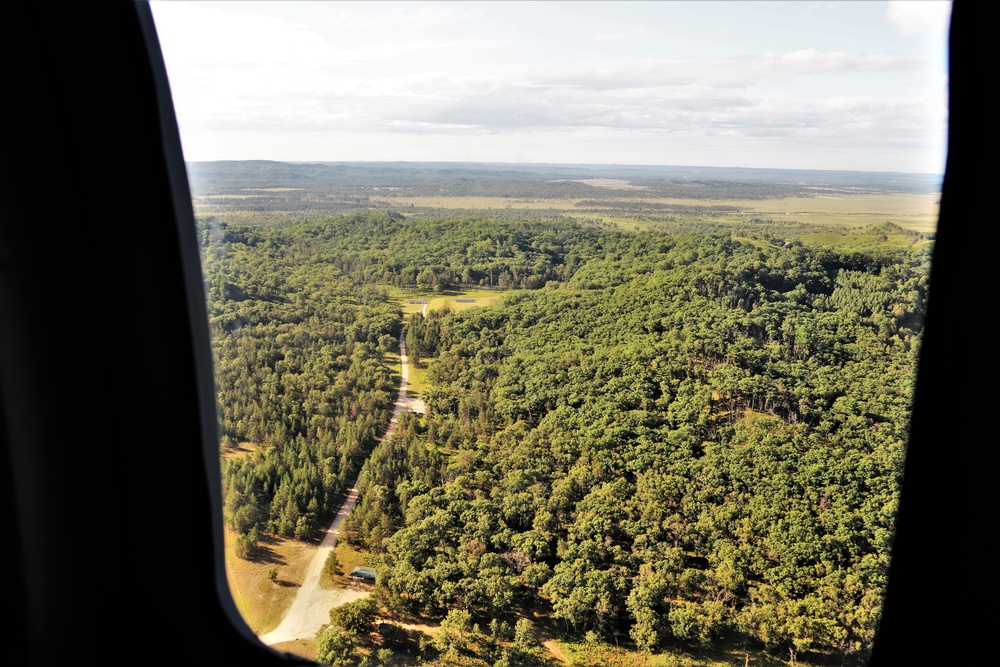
349, 566, 377, 583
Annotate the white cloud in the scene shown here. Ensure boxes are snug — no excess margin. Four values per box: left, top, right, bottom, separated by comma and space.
151, 1, 949, 172
883, 1, 951, 37
151, 4, 327, 69
590, 28, 663, 43
496, 51, 920, 95
805, 1, 841, 11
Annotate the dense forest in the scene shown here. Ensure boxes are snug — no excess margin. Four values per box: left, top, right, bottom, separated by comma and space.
205, 208, 928, 664
205, 218, 401, 554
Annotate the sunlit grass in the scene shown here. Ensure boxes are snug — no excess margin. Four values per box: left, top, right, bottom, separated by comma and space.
374, 191, 939, 234
424, 289, 505, 314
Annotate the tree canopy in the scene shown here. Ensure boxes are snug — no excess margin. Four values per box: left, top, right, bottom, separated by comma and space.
206, 209, 926, 664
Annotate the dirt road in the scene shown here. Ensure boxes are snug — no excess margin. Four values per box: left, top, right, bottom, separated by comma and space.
259, 329, 415, 646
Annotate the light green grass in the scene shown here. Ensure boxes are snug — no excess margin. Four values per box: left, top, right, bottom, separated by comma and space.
424, 289, 505, 314
373, 195, 582, 210
383, 350, 402, 385
406, 361, 430, 399
799, 233, 917, 249
399, 298, 430, 319
393, 286, 510, 318
377, 192, 939, 234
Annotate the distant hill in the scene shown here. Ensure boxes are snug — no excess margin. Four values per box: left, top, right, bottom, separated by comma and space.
186, 160, 941, 198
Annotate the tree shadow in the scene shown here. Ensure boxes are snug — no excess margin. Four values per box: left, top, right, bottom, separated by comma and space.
250, 534, 288, 566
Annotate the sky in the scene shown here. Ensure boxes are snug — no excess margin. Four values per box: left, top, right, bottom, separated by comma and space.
150, 1, 951, 174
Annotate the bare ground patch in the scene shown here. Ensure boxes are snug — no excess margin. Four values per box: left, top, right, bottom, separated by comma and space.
267, 637, 318, 662
224, 529, 318, 635
222, 441, 258, 460
567, 178, 648, 190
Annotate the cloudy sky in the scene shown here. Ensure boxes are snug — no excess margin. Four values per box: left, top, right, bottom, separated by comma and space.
150, 1, 951, 174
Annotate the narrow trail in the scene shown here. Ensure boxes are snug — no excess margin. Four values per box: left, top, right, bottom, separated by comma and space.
541, 638, 571, 665
259, 328, 415, 646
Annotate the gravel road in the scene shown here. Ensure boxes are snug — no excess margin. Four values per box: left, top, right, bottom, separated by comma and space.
259, 329, 415, 646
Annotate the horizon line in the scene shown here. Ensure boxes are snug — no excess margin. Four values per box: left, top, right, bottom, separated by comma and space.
185, 158, 943, 178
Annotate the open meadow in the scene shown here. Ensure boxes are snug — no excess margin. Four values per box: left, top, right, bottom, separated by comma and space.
371, 190, 938, 234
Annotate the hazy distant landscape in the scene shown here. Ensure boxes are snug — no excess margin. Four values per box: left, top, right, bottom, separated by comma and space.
204, 159, 934, 667
190, 160, 938, 236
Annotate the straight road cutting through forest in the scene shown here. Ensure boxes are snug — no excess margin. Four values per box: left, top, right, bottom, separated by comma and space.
259, 328, 415, 646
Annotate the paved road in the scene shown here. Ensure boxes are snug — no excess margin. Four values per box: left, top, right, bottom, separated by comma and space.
259, 329, 415, 646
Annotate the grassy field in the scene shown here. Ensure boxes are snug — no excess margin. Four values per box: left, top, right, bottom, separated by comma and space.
373, 195, 584, 211
384, 349, 403, 389
798, 232, 933, 251
721, 192, 938, 232
222, 441, 258, 460
424, 290, 505, 314
395, 286, 509, 317
373, 191, 939, 234
223, 527, 317, 636
406, 360, 430, 400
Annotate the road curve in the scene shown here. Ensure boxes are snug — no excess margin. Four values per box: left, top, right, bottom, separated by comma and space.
259, 328, 414, 646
